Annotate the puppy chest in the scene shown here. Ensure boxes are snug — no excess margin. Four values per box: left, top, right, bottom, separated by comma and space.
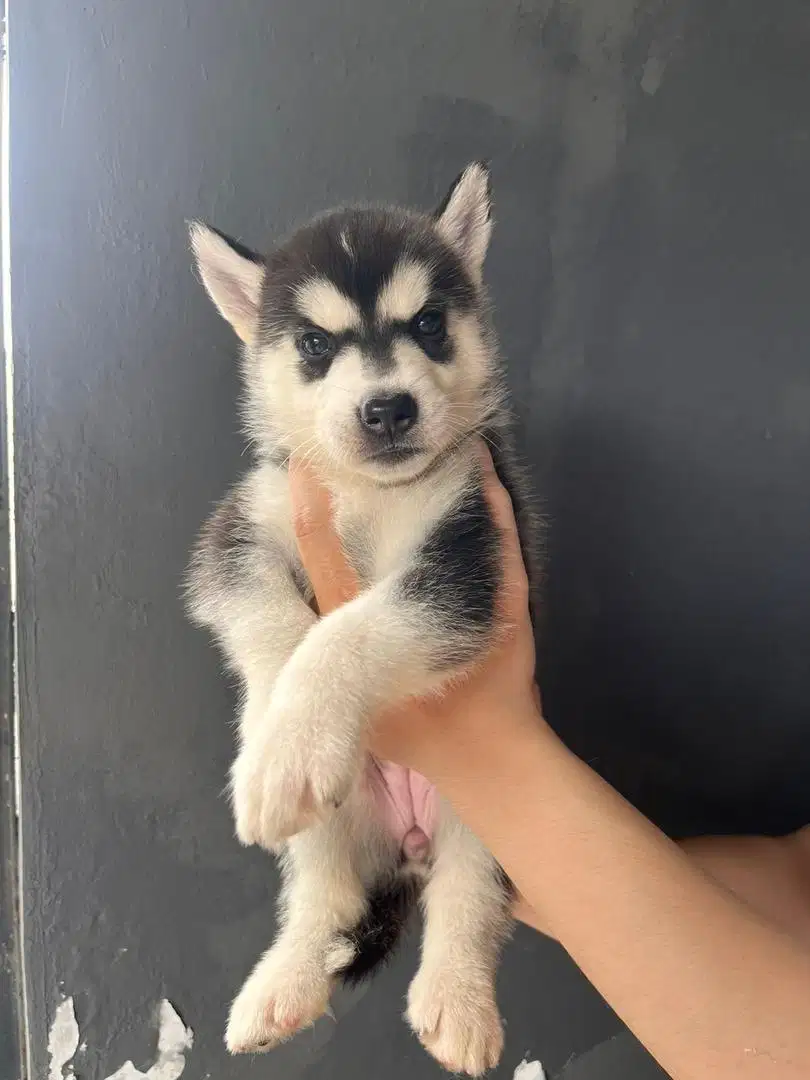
334, 494, 439, 585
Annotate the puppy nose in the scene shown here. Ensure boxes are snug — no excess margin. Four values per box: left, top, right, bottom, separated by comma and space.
360, 394, 418, 438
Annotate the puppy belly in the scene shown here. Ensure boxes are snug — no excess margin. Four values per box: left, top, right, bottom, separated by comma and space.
364, 755, 438, 860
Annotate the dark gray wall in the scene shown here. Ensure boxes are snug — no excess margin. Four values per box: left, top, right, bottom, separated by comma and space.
2, 6, 24, 1074
1, 342, 22, 1077
10, 1, 810, 1078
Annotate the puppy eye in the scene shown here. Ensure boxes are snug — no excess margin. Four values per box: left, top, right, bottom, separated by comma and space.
298, 331, 333, 360
412, 308, 445, 339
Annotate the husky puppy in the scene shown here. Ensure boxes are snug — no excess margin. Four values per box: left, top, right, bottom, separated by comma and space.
186, 163, 537, 1076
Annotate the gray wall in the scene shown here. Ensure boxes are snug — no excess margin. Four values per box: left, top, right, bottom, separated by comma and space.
10, 1, 810, 1078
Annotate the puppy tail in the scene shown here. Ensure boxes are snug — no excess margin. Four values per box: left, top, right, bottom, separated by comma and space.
337, 874, 419, 984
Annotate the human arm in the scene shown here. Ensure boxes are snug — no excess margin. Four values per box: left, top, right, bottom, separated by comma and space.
290, 450, 810, 1080
438, 709, 810, 1080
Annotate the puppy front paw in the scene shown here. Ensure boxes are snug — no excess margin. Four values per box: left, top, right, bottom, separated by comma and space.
259, 689, 362, 843
230, 741, 271, 849
230, 686, 362, 849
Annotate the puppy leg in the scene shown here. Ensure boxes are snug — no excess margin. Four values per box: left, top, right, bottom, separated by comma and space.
236, 583, 431, 845
407, 806, 512, 1077
226, 792, 396, 1053
239, 478, 503, 848
186, 483, 321, 847
222, 578, 316, 848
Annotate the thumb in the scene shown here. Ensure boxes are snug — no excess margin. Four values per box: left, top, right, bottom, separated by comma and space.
289, 458, 359, 615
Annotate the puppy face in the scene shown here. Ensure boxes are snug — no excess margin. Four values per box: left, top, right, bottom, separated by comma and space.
190, 163, 501, 483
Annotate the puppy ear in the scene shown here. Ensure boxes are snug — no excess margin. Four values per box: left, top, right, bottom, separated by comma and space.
188, 222, 265, 343
434, 161, 492, 280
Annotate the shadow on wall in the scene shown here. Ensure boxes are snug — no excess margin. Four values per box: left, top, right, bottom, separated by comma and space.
539, 404, 810, 839
402, 95, 558, 415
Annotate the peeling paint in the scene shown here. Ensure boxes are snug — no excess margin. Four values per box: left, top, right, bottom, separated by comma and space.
105, 1000, 193, 1080
514, 1057, 546, 1080
48, 997, 192, 1080
48, 997, 80, 1080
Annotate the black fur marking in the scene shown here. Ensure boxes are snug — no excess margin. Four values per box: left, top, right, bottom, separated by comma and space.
200, 224, 266, 267
486, 431, 538, 624
293, 327, 395, 382
362, 343, 396, 375
187, 481, 310, 613
200, 490, 253, 582
296, 317, 454, 381
355, 323, 398, 375
336, 875, 419, 984
258, 209, 477, 350
407, 312, 453, 364
399, 484, 500, 667
298, 360, 331, 383
185, 489, 256, 628
496, 863, 516, 900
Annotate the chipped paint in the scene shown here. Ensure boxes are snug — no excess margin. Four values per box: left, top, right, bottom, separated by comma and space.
514, 1058, 546, 1080
48, 997, 192, 1080
105, 1000, 193, 1080
48, 997, 80, 1080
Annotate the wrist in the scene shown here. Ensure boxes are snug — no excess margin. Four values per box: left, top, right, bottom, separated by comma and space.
424, 691, 557, 793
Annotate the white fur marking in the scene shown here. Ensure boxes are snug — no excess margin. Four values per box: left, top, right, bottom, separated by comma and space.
376, 260, 430, 323
295, 278, 361, 333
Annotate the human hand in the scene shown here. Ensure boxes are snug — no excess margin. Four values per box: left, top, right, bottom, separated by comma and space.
288, 442, 544, 781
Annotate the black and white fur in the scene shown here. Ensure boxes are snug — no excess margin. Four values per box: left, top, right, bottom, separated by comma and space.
186, 163, 537, 1076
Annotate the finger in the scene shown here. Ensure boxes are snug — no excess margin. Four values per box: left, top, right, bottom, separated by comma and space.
474, 440, 520, 539
289, 458, 360, 615
289, 458, 333, 540
474, 444, 531, 619
475, 437, 497, 476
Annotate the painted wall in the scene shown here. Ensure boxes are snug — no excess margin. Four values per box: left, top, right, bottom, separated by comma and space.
1, 9, 24, 1074
10, 1, 810, 1077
